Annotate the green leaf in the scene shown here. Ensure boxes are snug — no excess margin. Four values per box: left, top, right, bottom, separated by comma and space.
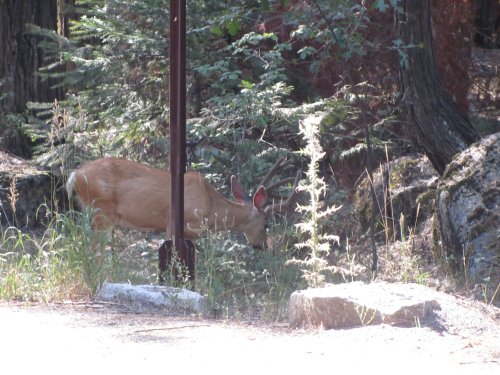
374, 0, 389, 12
210, 25, 224, 36
226, 19, 241, 37
240, 80, 254, 90
297, 46, 316, 60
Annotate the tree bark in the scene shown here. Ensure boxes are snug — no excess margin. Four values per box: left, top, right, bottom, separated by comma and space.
398, 0, 480, 175
474, 0, 499, 48
0, 0, 66, 114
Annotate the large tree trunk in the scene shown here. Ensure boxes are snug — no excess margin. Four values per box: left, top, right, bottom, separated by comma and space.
0, 0, 65, 113
0, 0, 73, 156
398, 0, 480, 175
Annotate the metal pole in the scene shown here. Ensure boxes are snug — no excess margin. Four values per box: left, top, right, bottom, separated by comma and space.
169, 0, 186, 249
160, 0, 194, 284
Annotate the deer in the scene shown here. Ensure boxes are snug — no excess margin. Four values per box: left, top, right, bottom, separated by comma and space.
66, 157, 300, 279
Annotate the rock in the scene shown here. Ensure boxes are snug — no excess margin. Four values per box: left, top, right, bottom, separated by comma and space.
354, 154, 439, 236
289, 281, 440, 329
98, 282, 206, 313
434, 132, 500, 305
0, 150, 63, 228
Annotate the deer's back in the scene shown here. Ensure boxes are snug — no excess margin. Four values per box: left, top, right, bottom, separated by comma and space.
72, 158, 210, 232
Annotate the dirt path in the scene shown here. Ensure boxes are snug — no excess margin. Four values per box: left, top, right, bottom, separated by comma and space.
1, 296, 499, 375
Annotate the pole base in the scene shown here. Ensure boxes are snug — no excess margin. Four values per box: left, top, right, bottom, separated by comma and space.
158, 239, 195, 285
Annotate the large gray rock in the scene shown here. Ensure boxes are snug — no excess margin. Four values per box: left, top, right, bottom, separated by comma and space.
289, 281, 440, 329
98, 282, 206, 313
434, 132, 500, 304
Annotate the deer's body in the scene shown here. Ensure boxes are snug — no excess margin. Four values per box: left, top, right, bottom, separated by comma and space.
66, 158, 269, 246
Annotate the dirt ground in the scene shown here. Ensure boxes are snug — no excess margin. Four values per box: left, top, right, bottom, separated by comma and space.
1, 291, 499, 375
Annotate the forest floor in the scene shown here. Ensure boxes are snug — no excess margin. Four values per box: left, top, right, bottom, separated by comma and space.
1, 288, 499, 375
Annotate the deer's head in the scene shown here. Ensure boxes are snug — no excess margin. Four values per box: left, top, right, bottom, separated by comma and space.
230, 157, 301, 248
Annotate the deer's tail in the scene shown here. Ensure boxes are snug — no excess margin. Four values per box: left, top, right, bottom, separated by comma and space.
66, 171, 76, 202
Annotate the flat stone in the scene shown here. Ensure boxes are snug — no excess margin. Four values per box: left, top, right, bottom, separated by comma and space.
98, 282, 205, 313
289, 281, 440, 329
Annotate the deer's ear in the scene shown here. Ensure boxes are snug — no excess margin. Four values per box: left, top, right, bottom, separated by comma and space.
253, 186, 268, 210
231, 176, 249, 202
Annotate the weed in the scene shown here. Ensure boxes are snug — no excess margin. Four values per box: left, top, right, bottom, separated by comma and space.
195, 219, 301, 319
56, 208, 111, 294
354, 304, 378, 326
160, 246, 193, 290
487, 282, 500, 305
0, 207, 113, 301
287, 117, 341, 288
8, 177, 18, 228
391, 212, 430, 285
0, 224, 88, 302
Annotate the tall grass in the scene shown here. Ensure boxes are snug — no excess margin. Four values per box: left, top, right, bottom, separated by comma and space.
195, 215, 302, 319
0, 203, 301, 320
0, 207, 111, 301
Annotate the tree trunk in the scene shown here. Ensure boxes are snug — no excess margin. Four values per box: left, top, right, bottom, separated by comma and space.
398, 0, 480, 175
0, 0, 65, 113
474, 0, 499, 48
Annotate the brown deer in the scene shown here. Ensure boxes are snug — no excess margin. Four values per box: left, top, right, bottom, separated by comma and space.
66, 157, 300, 249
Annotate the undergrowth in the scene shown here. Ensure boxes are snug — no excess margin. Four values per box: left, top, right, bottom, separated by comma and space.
0, 112, 451, 314
0, 205, 303, 320
0, 208, 110, 301
196, 229, 302, 319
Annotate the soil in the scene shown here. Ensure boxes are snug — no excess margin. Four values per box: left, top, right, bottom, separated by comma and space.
1, 290, 499, 374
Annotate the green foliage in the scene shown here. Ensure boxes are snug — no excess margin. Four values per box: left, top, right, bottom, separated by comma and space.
289, 0, 375, 66
189, 24, 296, 178
0, 221, 86, 302
27, 0, 401, 180
27, 0, 171, 156
196, 230, 301, 319
0, 206, 164, 301
54, 208, 112, 294
28, 1, 300, 176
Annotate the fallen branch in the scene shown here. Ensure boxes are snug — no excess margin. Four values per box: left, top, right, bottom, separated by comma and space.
133, 324, 211, 333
